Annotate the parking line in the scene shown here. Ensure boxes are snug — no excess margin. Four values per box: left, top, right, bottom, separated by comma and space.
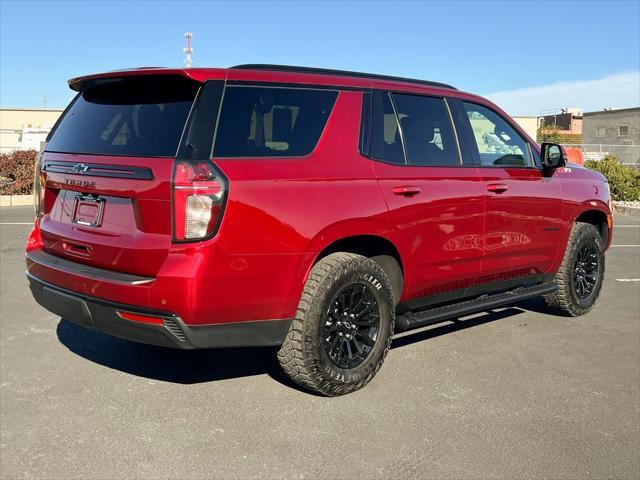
616, 279, 640, 282
615, 225, 640, 228
610, 245, 640, 248
0, 223, 32, 225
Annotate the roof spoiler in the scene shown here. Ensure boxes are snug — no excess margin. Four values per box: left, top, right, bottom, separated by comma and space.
68, 67, 203, 92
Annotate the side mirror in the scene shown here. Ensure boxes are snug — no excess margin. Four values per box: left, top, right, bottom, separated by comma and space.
541, 142, 567, 170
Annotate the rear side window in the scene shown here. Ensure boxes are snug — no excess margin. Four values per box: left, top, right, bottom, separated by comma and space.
213, 86, 338, 157
46, 76, 199, 157
392, 93, 460, 166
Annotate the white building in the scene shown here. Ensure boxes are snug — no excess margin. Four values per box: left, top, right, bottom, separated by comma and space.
0, 108, 64, 153
512, 116, 539, 140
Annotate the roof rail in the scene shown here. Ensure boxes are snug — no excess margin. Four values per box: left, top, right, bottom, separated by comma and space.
230, 64, 457, 90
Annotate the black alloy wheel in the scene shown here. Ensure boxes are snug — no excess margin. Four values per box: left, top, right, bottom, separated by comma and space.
322, 283, 380, 369
573, 243, 600, 299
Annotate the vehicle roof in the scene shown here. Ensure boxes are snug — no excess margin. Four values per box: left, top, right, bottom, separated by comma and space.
69, 64, 463, 95
230, 64, 457, 90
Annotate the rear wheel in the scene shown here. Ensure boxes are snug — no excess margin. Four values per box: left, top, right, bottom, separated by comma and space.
277, 253, 395, 396
544, 222, 605, 316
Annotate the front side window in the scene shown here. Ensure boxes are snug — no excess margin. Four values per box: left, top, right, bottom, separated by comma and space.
392, 93, 459, 166
619, 125, 629, 136
462, 102, 533, 167
213, 86, 337, 157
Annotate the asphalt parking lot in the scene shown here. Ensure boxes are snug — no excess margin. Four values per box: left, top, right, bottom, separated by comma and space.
1, 206, 639, 479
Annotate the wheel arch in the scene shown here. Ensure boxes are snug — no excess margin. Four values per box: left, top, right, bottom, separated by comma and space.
300, 220, 406, 305
316, 235, 404, 303
575, 208, 610, 247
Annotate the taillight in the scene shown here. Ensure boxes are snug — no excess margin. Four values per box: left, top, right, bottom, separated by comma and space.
172, 160, 227, 242
33, 152, 45, 219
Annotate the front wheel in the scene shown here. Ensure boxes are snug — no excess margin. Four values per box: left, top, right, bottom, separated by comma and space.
277, 252, 395, 396
544, 222, 606, 316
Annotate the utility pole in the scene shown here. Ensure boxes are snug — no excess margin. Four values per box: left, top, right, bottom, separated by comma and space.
43, 95, 47, 109
184, 32, 193, 68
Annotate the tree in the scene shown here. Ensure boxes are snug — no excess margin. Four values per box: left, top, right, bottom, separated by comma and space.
537, 120, 562, 143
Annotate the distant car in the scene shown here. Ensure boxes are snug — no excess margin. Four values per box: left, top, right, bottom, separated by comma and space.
26, 65, 612, 396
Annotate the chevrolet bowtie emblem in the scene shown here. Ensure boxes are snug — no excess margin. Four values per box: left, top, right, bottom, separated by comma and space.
71, 163, 90, 174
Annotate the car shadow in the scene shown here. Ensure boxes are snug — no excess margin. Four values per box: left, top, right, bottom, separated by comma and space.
513, 296, 564, 315
56, 297, 557, 387
56, 319, 278, 383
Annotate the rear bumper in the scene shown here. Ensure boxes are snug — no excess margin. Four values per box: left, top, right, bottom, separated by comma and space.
26, 217, 309, 325
28, 273, 292, 349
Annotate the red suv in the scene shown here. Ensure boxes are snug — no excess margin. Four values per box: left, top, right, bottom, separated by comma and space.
26, 65, 612, 395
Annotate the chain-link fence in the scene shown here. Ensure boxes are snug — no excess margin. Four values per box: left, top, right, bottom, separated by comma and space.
561, 143, 640, 167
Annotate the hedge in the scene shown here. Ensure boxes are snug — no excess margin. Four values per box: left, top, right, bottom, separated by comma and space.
537, 130, 583, 144
0, 150, 38, 195
585, 155, 640, 202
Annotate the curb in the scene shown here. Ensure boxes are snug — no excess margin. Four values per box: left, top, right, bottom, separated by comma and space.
613, 202, 640, 217
0, 195, 33, 207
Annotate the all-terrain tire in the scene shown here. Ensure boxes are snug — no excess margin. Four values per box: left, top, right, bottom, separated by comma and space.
544, 222, 605, 316
277, 252, 395, 396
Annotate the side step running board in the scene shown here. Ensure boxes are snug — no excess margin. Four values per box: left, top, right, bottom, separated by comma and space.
395, 282, 557, 331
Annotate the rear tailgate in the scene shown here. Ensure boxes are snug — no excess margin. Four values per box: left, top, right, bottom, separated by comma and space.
39, 153, 173, 277
37, 74, 201, 277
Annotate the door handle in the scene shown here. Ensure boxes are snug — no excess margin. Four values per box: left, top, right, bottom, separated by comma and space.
487, 183, 508, 194
392, 185, 421, 196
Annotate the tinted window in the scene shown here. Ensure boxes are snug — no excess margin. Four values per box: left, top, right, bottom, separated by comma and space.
462, 102, 533, 167
370, 91, 405, 164
213, 86, 337, 157
392, 94, 460, 166
359, 92, 371, 156
46, 76, 198, 157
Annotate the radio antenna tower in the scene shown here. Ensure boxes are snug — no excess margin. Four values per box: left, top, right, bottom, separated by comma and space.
184, 32, 193, 68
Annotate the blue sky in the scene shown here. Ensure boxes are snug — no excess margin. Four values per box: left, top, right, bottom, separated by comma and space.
1, 0, 639, 115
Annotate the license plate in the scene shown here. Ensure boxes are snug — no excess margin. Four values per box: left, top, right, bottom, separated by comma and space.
72, 195, 105, 227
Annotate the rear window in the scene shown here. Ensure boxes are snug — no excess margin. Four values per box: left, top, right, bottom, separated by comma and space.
213, 86, 338, 157
46, 76, 199, 157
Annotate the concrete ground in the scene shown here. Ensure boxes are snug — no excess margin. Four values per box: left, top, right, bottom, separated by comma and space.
1, 206, 638, 479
